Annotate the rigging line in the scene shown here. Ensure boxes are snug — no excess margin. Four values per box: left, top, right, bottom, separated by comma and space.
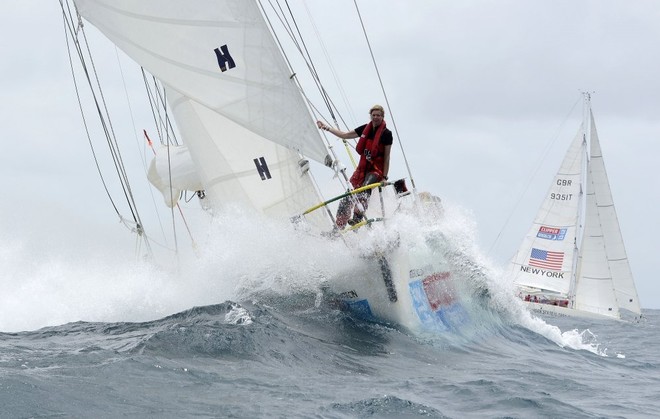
260, 1, 307, 79
115, 51, 163, 256
295, 84, 355, 188
120, 212, 177, 253
153, 79, 179, 146
79, 28, 140, 207
486, 96, 582, 256
184, 191, 196, 203
282, 0, 345, 127
140, 72, 179, 146
301, 1, 356, 127
266, 1, 319, 85
258, 0, 343, 147
69, 19, 140, 225
115, 48, 146, 171
352, 0, 416, 190
163, 101, 180, 255
61, 2, 135, 220
61, 9, 120, 217
161, 89, 181, 252
259, 0, 355, 196
176, 204, 196, 248
300, 88, 358, 171
306, 160, 337, 225
142, 73, 178, 146
292, 73, 356, 152
263, 0, 341, 128
141, 70, 173, 147
78, 32, 153, 255
63, 1, 151, 252
269, 0, 357, 177
292, 76, 357, 184
279, 1, 328, 99
134, 232, 142, 259
142, 130, 172, 243
292, 63, 351, 133
140, 76, 171, 243
141, 69, 164, 143
60, 0, 77, 33
301, 94, 355, 152
136, 230, 177, 253
145, 131, 196, 249
263, 0, 330, 110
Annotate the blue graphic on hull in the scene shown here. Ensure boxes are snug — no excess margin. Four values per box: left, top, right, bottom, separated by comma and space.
339, 299, 376, 322
409, 279, 468, 332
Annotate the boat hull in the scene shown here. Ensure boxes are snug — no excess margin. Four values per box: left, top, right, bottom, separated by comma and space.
328, 240, 469, 333
523, 301, 622, 321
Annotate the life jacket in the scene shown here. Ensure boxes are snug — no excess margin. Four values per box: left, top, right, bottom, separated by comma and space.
350, 121, 387, 188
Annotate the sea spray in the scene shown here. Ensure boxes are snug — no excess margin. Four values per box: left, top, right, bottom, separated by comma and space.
412, 199, 610, 355
0, 195, 611, 358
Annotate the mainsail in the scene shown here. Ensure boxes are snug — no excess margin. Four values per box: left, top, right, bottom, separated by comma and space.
575, 115, 640, 315
509, 98, 641, 319
74, 0, 331, 219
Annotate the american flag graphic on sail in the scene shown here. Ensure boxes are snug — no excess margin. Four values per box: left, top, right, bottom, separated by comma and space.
529, 248, 564, 270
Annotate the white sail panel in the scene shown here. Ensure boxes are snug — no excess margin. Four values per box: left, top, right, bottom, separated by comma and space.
73, 0, 330, 165
574, 172, 619, 318
147, 145, 203, 208
165, 87, 327, 223
510, 129, 584, 295
585, 113, 641, 315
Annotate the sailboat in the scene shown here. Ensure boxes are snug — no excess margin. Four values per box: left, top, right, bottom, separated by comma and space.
509, 94, 642, 320
60, 0, 471, 333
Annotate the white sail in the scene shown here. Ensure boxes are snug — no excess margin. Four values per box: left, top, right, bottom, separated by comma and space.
510, 128, 583, 297
510, 101, 642, 319
574, 113, 641, 315
575, 138, 619, 316
74, 0, 331, 219
147, 145, 203, 208
165, 87, 324, 219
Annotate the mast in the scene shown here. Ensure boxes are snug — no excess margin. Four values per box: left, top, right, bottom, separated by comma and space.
568, 92, 591, 307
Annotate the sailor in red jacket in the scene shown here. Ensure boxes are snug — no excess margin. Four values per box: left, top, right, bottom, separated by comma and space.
317, 105, 393, 229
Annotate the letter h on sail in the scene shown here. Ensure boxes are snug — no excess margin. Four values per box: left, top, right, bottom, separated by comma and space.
254, 157, 272, 180
214, 45, 236, 72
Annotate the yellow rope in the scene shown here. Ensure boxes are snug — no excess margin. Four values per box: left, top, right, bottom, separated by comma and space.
342, 138, 358, 169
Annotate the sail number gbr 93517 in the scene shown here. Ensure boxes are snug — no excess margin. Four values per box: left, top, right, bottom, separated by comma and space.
551, 179, 573, 201
550, 192, 572, 201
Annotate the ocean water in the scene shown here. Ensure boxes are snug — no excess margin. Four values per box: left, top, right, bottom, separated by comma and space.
1, 210, 659, 418
1, 302, 658, 418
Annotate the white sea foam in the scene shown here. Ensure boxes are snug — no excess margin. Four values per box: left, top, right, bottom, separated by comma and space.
0, 206, 347, 332
0, 196, 616, 359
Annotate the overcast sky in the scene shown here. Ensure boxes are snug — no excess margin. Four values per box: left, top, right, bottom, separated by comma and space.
1, 1, 658, 313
